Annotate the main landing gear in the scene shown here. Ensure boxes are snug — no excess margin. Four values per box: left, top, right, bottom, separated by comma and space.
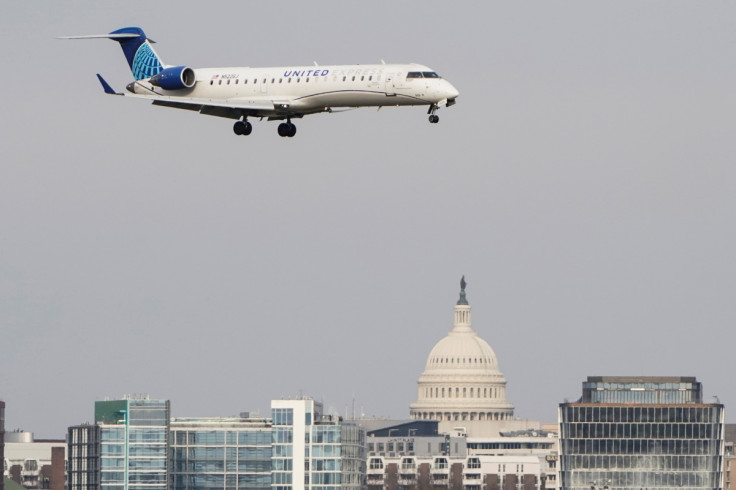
277, 120, 297, 138
233, 119, 252, 136
233, 118, 297, 137
428, 104, 440, 124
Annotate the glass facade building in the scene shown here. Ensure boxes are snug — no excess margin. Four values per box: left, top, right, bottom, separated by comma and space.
169, 416, 272, 490
68, 397, 170, 490
270, 399, 365, 490
68, 397, 364, 490
559, 377, 725, 490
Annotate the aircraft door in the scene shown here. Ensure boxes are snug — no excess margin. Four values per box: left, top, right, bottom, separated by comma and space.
385, 73, 397, 96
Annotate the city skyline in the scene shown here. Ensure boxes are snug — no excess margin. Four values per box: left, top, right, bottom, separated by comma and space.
2, 1, 735, 439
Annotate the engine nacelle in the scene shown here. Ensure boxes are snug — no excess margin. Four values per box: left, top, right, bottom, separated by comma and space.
149, 66, 196, 90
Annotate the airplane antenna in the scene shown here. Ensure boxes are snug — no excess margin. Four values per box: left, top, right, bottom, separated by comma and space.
313, 61, 319, 66
381, 59, 386, 65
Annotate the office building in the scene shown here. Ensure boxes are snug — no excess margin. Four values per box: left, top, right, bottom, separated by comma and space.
169, 414, 271, 490
559, 376, 725, 490
68, 396, 169, 490
271, 398, 365, 490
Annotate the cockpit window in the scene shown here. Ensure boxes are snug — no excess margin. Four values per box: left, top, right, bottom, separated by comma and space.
422, 71, 440, 78
407, 72, 423, 79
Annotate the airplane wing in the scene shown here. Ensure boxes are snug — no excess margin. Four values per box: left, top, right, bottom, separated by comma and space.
95, 75, 325, 120
125, 92, 306, 120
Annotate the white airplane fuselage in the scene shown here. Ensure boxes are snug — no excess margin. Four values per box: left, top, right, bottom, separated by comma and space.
129, 63, 459, 116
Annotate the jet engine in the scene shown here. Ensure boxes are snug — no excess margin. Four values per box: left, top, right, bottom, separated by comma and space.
149, 66, 196, 90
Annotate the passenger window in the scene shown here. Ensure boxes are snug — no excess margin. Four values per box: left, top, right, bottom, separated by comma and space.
227, 80, 230, 85
369, 76, 373, 81
352, 76, 355, 81
279, 79, 282, 83
361, 76, 364, 81
262, 78, 266, 83
342, 76, 346, 82
288, 78, 292, 83
297, 78, 300, 83
271, 78, 275, 83
306, 78, 309, 82
210, 80, 213, 85
253, 79, 256, 84
235, 79, 238, 84
245, 79, 248, 84
218, 80, 222, 85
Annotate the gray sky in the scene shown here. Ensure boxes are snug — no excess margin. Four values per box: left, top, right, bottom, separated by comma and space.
1, 1, 735, 438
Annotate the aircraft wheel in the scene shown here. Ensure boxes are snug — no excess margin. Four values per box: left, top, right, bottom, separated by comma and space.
428, 115, 439, 124
287, 123, 297, 137
243, 121, 253, 135
234, 121, 246, 135
278, 123, 290, 137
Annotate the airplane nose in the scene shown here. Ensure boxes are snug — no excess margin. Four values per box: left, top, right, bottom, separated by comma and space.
447, 82, 459, 100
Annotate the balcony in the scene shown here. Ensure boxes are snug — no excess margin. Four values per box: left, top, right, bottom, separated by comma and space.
463, 472, 482, 487
366, 473, 385, 486
431, 472, 450, 486
398, 475, 418, 487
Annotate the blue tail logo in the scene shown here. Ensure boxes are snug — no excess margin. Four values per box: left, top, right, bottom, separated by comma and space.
109, 27, 163, 80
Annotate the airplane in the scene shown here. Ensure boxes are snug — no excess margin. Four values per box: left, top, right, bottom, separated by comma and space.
60, 27, 460, 138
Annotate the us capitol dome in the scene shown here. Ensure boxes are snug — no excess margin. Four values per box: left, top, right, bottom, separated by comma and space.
409, 277, 518, 436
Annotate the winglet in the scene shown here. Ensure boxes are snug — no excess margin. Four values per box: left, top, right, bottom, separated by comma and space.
96, 74, 119, 95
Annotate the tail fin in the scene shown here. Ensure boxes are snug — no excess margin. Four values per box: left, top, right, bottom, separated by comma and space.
109, 27, 164, 80
59, 27, 164, 80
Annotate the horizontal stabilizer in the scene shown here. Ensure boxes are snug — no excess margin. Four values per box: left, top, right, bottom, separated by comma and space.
57, 33, 141, 40
96, 74, 119, 95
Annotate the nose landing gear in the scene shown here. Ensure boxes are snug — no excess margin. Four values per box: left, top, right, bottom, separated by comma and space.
427, 104, 440, 124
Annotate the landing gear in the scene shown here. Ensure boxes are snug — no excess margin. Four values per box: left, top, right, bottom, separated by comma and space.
427, 104, 440, 124
233, 119, 252, 136
278, 121, 297, 137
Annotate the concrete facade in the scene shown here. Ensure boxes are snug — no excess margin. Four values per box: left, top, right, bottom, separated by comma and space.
2, 431, 66, 490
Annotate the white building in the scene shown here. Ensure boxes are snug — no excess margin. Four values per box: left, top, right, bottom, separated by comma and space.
409, 277, 539, 437
3, 431, 65, 490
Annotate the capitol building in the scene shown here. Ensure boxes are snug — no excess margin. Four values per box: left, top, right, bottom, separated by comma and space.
409, 278, 538, 437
